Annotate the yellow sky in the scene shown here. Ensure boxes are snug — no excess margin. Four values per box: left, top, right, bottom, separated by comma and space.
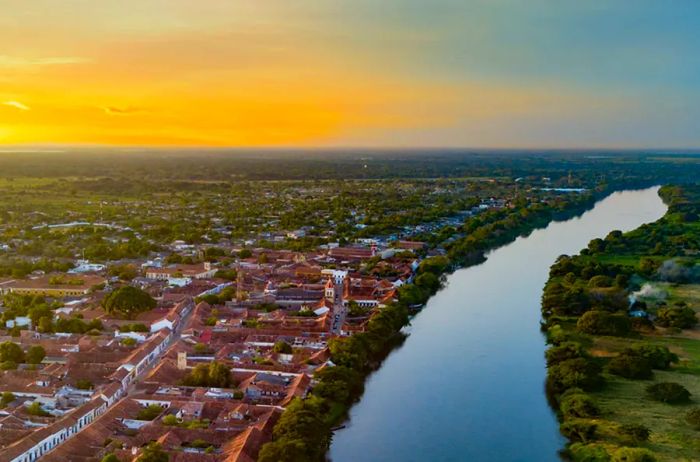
1, 0, 675, 148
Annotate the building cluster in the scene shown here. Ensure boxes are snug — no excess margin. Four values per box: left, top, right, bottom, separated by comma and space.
0, 239, 428, 461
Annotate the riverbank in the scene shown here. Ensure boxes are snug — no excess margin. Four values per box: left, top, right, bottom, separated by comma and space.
258, 186, 631, 462
542, 185, 700, 461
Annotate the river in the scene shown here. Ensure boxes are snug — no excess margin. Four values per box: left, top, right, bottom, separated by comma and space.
329, 187, 667, 462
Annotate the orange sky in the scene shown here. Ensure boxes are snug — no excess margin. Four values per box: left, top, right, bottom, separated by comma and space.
1, 1, 698, 148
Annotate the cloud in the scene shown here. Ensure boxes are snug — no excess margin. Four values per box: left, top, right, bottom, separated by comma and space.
0, 55, 90, 69
102, 106, 146, 116
2, 101, 30, 111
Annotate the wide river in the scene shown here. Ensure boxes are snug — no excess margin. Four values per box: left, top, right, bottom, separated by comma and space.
330, 187, 667, 462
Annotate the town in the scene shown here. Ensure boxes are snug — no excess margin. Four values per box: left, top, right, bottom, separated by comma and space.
0, 169, 563, 462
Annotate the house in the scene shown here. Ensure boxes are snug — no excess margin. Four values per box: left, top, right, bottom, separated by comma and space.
0, 275, 106, 297
144, 262, 216, 281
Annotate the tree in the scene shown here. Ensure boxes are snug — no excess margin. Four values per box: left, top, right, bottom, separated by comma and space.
136, 404, 164, 421
182, 361, 233, 388
76, 379, 93, 390
101, 454, 121, 462
646, 382, 691, 404
26, 345, 46, 365
547, 357, 603, 395
560, 390, 599, 419
0, 341, 25, 364
162, 414, 179, 426
26, 401, 50, 416
655, 306, 698, 329
560, 420, 597, 443
102, 286, 156, 319
576, 311, 631, 337
628, 345, 678, 370
0, 391, 15, 408
607, 353, 653, 380
137, 442, 169, 462
273, 340, 293, 354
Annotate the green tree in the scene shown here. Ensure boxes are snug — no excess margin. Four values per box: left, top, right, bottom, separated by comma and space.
101, 454, 121, 462
26, 345, 46, 365
273, 340, 293, 354
137, 442, 169, 462
102, 286, 156, 319
0, 341, 25, 363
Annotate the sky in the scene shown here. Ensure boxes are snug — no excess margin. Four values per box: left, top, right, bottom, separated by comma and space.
1, 0, 700, 148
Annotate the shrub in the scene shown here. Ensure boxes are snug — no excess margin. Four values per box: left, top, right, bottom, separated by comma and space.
568, 443, 611, 462
162, 414, 179, 426
136, 404, 164, 421
26, 401, 50, 416
685, 407, 700, 429
547, 358, 604, 395
560, 420, 597, 443
646, 382, 691, 404
611, 447, 656, 462
607, 353, 653, 380
617, 423, 650, 444
627, 345, 678, 370
75, 379, 94, 390
577, 311, 631, 337
560, 391, 599, 418
546, 342, 587, 366
655, 306, 698, 329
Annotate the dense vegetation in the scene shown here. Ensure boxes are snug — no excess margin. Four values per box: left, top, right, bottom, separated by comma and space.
541, 185, 700, 461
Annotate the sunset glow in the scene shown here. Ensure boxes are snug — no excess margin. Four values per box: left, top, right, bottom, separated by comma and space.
2, 1, 700, 147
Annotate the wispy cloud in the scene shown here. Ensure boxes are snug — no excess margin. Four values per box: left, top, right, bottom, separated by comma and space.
0, 55, 90, 69
2, 101, 30, 111
102, 106, 146, 116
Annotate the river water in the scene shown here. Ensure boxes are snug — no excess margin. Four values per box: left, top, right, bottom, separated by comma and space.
329, 187, 667, 462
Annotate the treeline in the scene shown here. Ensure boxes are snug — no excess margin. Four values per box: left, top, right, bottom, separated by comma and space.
540, 184, 700, 461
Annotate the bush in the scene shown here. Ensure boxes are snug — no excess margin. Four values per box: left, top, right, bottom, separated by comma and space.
685, 407, 700, 429
26, 401, 50, 416
611, 447, 656, 462
560, 419, 597, 443
162, 414, 179, 426
136, 404, 164, 421
577, 311, 631, 337
646, 382, 691, 404
547, 358, 604, 395
607, 353, 653, 380
560, 390, 599, 418
617, 423, 650, 444
655, 306, 698, 329
75, 379, 94, 390
627, 345, 678, 370
568, 443, 611, 462
546, 342, 587, 366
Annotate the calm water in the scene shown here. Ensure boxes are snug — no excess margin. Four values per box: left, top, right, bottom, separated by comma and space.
330, 187, 667, 462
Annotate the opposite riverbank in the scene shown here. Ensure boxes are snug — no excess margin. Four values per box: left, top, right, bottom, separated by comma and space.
542, 184, 700, 461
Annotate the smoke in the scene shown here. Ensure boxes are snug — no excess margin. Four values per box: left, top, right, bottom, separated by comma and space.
629, 283, 667, 307
655, 259, 700, 284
